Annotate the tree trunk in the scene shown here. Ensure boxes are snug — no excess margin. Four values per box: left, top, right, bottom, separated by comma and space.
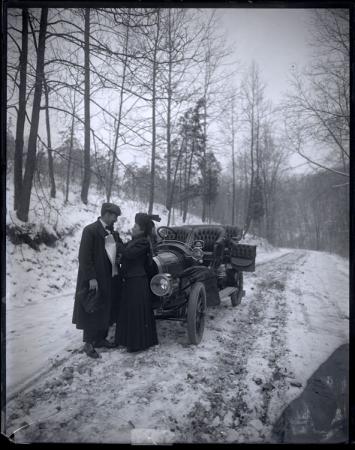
231, 103, 236, 226
208, 165, 212, 224
167, 207, 172, 227
243, 105, 255, 236
44, 79, 56, 198
181, 140, 189, 222
17, 8, 48, 222
148, 9, 160, 215
107, 11, 130, 202
167, 137, 185, 226
14, 8, 28, 210
242, 154, 249, 223
179, 164, 183, 216
232, 139, 236, 225
315, 221, 320, 250
166, 9, 172, 212
65, 107, 75, 203
201, 100, 207, 222
254, 117, 262, 235
183, 139, 195, 223
255, 116, 261, 177
81, 8, 91, 205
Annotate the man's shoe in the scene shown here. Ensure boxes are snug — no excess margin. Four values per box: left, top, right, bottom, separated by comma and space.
94, 339, 117, 349
83, 343, 100, 358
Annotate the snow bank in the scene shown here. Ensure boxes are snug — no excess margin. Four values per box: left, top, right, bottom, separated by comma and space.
5, 175, 210, 305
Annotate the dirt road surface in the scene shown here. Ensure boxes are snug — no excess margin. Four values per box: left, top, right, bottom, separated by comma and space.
4, 249, 349, 444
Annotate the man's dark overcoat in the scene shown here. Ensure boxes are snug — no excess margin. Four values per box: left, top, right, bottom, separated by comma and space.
72, 218, 123, 331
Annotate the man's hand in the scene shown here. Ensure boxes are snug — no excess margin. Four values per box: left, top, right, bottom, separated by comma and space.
89, 279, 98, 291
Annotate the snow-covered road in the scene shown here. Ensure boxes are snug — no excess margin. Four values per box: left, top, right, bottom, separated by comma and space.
4, 247, 349, 443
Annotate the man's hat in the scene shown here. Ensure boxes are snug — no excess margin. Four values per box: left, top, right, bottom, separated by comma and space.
101, 202, 121, 217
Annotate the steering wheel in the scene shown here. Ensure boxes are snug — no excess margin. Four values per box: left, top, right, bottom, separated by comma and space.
157, 226, 178, 240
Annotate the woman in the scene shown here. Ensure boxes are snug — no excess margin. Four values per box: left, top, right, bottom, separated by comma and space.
115, 213, 160, 352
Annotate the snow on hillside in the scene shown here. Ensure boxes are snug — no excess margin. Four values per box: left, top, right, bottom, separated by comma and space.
6, 181, 215, 308
6, 181, 208, 242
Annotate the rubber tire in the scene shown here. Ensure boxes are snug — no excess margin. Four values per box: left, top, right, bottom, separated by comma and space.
187, 282, 207, 345
231, 271, 243, 307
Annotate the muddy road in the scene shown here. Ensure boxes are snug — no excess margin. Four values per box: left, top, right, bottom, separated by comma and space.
4, 250, 348, 444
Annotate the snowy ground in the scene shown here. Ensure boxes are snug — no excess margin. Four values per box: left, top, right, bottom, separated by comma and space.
4, 243, 349, 443
4, 181, 349, 443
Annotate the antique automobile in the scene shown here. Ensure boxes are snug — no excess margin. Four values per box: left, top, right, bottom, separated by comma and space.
149, 224, 257, 345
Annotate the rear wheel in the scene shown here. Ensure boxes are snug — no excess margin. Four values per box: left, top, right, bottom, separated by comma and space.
231, 271, 243, 307
187, 282, 206, 345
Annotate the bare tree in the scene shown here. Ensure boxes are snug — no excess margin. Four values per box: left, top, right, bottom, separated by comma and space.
284, 9, 349, 177
17, 8, 48, 222
148, 9, 161, 214
259, 123, 288, 243
106, 10, 131, 202
43, 78, 56, 198
159, 9, 207, 214
65, 92, 78, 203
198, 11, 234, 222
13, 9, 28, 210
240, 61, 268, 236
219, 89, 241, 225
230, 96, 237, 226
81, 8, 91, 204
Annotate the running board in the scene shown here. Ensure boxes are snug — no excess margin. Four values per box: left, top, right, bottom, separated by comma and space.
219, 286, 246, 300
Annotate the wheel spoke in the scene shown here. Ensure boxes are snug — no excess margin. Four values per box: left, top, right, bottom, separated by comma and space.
196, 295, 205, 333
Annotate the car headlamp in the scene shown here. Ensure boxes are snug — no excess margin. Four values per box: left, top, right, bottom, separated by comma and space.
150, 274, 173, 297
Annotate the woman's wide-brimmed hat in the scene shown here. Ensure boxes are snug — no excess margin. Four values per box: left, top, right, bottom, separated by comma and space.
135, 213, 161, 234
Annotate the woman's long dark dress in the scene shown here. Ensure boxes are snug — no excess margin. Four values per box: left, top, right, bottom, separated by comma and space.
115, 236, 158, 352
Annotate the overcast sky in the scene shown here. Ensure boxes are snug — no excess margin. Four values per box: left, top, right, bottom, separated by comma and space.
219, 8, 314, 103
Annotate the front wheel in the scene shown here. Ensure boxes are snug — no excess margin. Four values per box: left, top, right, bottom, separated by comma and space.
187, 282, 206, 345
231, 271, 243, 307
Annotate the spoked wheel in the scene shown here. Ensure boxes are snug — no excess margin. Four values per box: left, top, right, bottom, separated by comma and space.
231, 271, 243, 307
187, 282, 206, 345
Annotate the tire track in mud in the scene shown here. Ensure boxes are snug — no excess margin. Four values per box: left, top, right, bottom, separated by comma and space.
177, 251, 307, 443
5, 251, 308, 444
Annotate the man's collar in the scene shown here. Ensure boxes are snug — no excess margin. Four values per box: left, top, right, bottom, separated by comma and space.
99, 217, 108, 229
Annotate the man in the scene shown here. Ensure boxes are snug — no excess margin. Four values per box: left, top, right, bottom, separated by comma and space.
72, 202, 123, 358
